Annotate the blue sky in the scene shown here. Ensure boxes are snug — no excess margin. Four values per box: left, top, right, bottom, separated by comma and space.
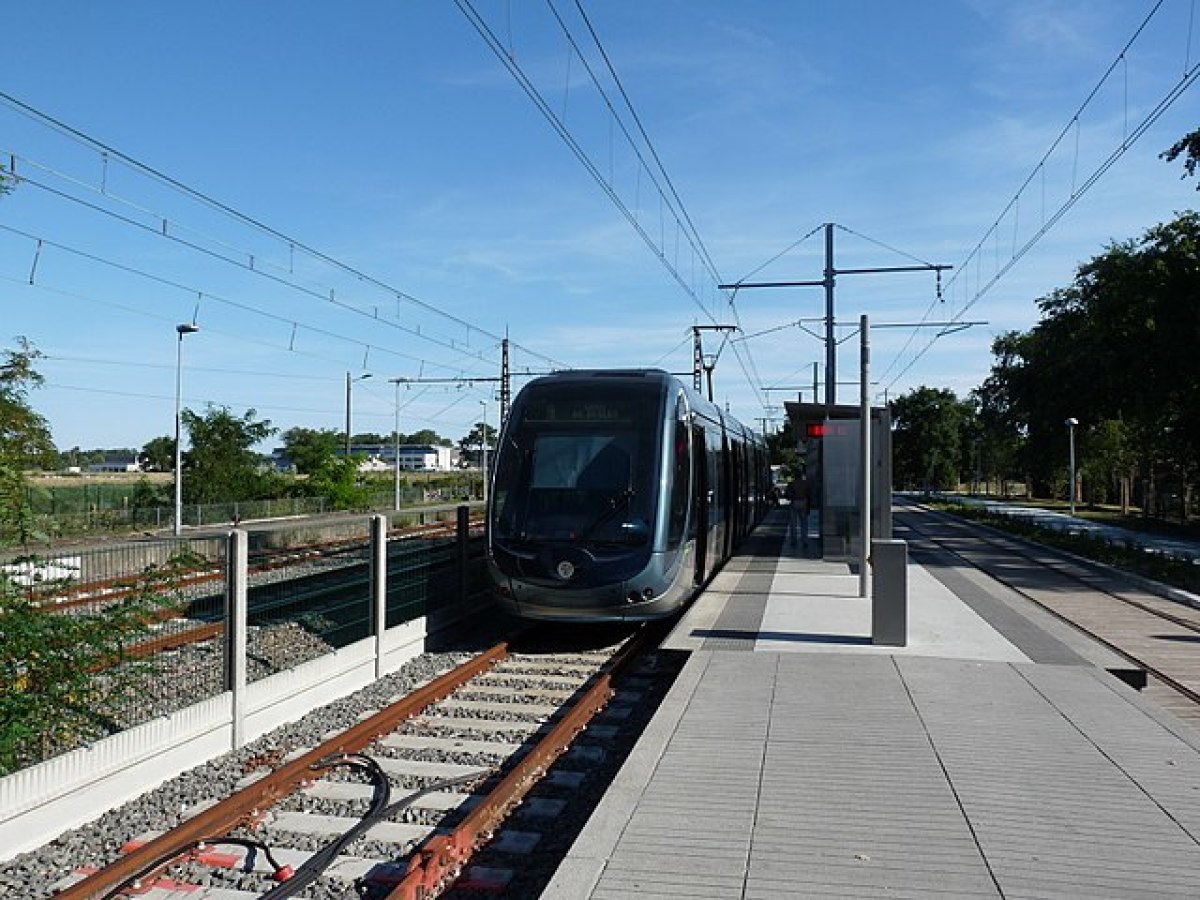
1, 0, 1197, 452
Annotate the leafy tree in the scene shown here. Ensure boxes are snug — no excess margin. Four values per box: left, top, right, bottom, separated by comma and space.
0, 338, 57, 472
0, 341, 181, 774
282, 427, 342, 475
181, 405, 277, 504
0, 552, 191, 774
404, 428, 450, 447
139, 435, 175, 472
1161, 127, 1200, 188
980, 211, 1200, 510
458, 421, 497, 464
766, 418, 798, 474
1087, 419, 1137, 513
889, 386, 969, 491
129, 477, 170, 510
305, 455, 371, 510
0, 340, 56, 547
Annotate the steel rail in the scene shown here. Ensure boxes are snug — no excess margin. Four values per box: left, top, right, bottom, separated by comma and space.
388, 627, 652, 900
35, 515, 479, 612
53, 641, 511, 900
904, 503, 1200, 707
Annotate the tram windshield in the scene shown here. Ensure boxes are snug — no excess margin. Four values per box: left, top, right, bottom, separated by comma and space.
490, 381, 662, 547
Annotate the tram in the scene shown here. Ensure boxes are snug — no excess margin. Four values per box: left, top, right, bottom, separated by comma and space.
486, 368, 769, 621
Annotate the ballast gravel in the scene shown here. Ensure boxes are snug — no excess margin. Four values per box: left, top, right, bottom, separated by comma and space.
0, 649, 472, 899
0, 635, 682, 900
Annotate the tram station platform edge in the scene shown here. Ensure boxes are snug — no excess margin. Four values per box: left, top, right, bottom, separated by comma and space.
540, 508, 1200, 899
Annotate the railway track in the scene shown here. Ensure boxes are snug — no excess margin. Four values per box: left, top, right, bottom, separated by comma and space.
44, 625, 674, 900
30, 517, 475, 614
38, 516, 484, 678
897, 499, 1200, 724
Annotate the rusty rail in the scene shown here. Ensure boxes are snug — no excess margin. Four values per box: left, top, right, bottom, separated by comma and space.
388, 628, 652, 899
54, 642, 510, 900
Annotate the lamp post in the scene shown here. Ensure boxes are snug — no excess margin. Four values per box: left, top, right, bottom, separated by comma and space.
345, 371, 372, 457
389, 377, 408, 511
173, 322, 200, 536
479, 398, 488, 504
1065, 417, 1079, 516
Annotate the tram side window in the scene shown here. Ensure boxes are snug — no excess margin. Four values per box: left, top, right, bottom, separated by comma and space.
667, 395, 689, 549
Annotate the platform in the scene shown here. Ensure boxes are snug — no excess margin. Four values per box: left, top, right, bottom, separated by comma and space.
541, 509, 1200, 899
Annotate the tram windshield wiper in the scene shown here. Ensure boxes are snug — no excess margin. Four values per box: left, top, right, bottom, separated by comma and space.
576, 488, 634, 543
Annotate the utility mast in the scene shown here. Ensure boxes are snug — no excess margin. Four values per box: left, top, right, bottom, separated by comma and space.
720, 222, 951, 409
691, 324, 738, 401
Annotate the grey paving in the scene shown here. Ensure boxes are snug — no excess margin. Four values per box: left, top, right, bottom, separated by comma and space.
540, 509, 1200, 899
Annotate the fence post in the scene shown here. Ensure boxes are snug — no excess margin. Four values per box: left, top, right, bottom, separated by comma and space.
371, 514, 388, 679
871, 539, 907, 646
225, 529, 249, 748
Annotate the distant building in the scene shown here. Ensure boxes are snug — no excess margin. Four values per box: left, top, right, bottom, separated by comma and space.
270, 444, 456, 473
349, 444, 455, 472
86, 454, 141, 473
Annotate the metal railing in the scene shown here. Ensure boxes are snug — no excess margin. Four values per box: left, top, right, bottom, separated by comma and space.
26, 486, 486, 538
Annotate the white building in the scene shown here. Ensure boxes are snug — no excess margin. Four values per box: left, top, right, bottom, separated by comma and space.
87, 455, 142, 473
347, 444, 455, 473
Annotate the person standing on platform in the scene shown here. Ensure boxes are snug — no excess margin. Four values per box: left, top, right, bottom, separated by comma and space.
785, 472, 810, 546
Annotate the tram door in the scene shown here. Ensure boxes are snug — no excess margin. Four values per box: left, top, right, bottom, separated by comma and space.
691, 421, 708, 585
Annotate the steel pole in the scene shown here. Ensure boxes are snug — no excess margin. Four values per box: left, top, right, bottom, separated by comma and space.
173, 323, 199, 537
480, 399, 488, 503
394, 380, 401, 512
1069, 422, 1077, 515
344, 371, 352, 457
824, 222, 836, 410
859, 314, 870, 598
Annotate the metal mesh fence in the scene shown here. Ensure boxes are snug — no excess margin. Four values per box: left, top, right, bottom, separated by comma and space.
1, 508, 490, 774
27, 486, 485, 538
243, 520, 375, 682
0, 537, 227, 774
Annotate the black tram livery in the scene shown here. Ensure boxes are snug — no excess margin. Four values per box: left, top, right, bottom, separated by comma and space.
487, 368, 770, 622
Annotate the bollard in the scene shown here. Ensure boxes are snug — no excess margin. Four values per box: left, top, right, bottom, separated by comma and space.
871, 539, 907, 646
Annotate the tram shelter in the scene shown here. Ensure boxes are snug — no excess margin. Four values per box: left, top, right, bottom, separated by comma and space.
785, 401, 892, 562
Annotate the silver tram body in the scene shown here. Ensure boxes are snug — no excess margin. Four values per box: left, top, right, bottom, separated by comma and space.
487, 368, 769, 622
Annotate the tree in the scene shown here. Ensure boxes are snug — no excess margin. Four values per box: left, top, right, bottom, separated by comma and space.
181, 406, 277, 504
305, 456, 371, 510
139, 436, 175, 472
0, 340, 180, 774
405, 428, 450, 447
889, 387, 969, 492
458, 421, 497, 465
0, 339, 56, 547
1162, 127, 1200, 188
980, 211, 1200, 509
281, 427, 341, 475
0, 338, 56, 471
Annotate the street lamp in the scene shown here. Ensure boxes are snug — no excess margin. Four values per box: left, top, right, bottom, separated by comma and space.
345, 371, 372, 457
173, 322, 200, 536
479, 398, 488, 504
1065, 417, 1079, 516
389, 377, 408, 512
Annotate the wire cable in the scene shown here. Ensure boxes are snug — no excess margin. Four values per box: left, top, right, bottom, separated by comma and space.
0, 90, 569, 373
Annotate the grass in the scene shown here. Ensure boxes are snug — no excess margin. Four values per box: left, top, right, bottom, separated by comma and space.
931, 496, 1200, 597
